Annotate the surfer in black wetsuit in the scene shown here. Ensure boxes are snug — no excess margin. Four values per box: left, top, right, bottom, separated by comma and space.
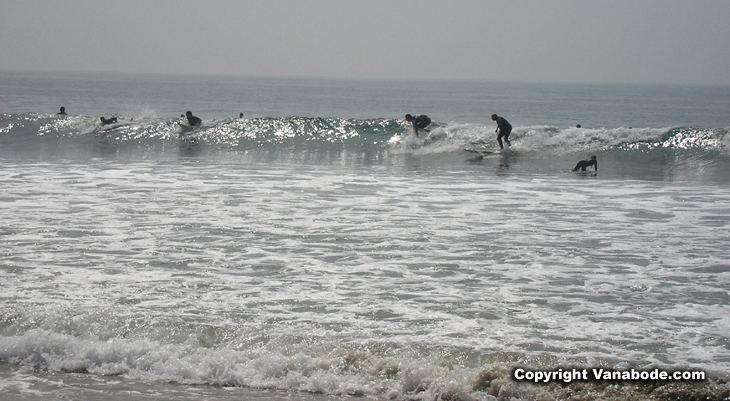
491, 114, 512, 150
57, 107, 67, 115
185, 110, 202, 126
405, 114, 431, 137
572, 155, 598, 172
100, 116, 118, 125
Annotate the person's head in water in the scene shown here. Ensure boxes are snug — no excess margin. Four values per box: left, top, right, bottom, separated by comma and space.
186, 111, 193, 118
58, 107, 66, 115
405, 114, 413, 122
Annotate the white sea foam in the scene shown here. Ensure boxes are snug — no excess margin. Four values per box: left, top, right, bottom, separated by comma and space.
1, 161, 729, 401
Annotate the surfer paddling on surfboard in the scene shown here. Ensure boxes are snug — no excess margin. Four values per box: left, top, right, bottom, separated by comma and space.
100, 116, 117, 125
491, 114, 512, 150
572, 155, 598, 172
405, 114, 431, 137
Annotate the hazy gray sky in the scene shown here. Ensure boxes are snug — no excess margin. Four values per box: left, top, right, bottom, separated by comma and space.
2, 0, 729, 85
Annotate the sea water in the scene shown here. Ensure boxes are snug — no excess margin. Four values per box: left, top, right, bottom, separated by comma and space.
1, 70, 729, 400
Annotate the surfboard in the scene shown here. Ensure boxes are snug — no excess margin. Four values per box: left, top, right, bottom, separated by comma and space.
178, 123, 200, 137
463, 148, 496, 156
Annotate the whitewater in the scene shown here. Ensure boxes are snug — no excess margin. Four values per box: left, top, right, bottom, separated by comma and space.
1, 71, 729, 400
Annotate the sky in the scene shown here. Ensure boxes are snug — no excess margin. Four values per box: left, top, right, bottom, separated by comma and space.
2, 0, 730, 86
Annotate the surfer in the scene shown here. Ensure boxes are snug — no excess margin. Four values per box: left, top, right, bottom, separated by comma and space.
185, 110, 202, 126
405, 114, 431, 137
100, 116, 118, 125
57, 107, 67, 115
491, 114, 512, 150
572, 155, 598, 172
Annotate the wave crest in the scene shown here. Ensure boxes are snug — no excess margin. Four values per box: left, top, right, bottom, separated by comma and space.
2, 113, 728, 160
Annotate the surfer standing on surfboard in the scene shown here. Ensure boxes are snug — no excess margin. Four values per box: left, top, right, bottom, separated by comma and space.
405, 114, 431, 137
185, 110, 202, 126
491, 114, 512, 150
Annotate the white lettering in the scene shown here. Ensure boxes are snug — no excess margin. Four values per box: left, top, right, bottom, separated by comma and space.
514, 367, 705, 383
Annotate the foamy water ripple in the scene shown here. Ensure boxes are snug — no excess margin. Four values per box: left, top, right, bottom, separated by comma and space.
1, 160, 729, 399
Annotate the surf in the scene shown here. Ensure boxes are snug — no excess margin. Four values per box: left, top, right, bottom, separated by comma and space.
2, 113, 730, 181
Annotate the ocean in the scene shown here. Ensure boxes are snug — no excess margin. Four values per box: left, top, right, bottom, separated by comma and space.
1, 70, 729, 401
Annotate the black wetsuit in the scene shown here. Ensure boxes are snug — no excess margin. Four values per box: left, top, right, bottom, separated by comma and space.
100, 117, 117, 125
495, 116, 512, 149
414, 115, 431, 130
186, 113, 202, 126
411, 114, 431, 136
572, 158, 598, 172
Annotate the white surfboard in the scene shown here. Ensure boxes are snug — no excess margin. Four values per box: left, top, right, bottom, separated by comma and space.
463, 148, 497, 156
